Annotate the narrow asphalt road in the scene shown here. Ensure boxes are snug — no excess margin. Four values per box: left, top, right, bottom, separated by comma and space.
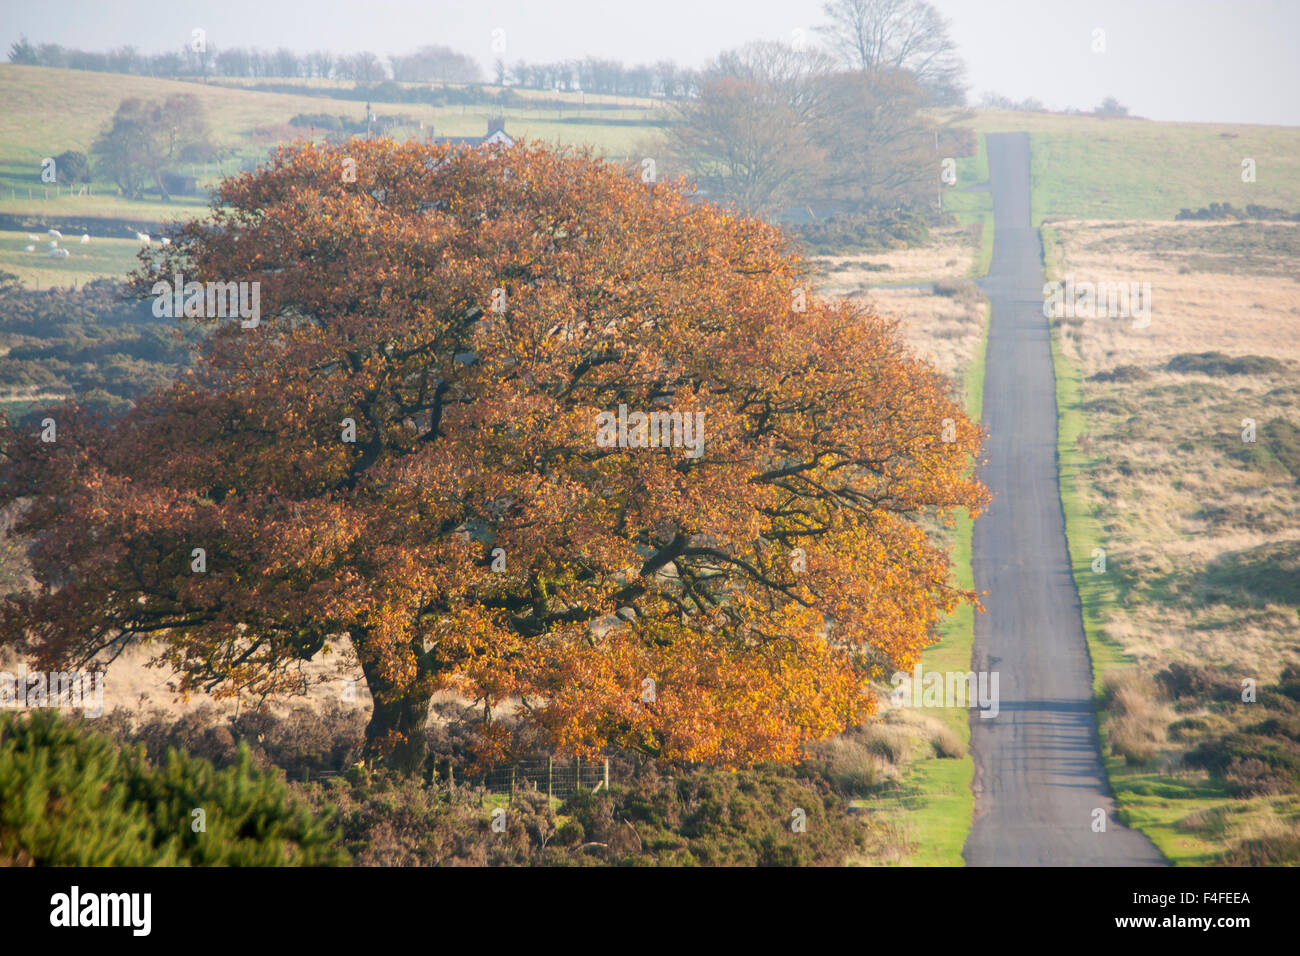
962, 132, 1165, 866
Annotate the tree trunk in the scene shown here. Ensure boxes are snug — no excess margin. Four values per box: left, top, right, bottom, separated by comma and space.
356, 644, 434, 773
363, 688, 433, 772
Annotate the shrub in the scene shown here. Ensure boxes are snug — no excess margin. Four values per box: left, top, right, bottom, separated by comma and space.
54, 150, 91, 184
1154, 662, 1238, 702
1109, 719, 1157, 765
103, 703, 367, 780
1094, 96, 1129, 117
936, 127, 977, 158
931, 279, 983, 307
1185, 722, 1300, 797
317, 771, 498, 866
0, 279, 199, 420
1165, 352, 1286, 376
0, 710, 347, 865
930, 724, 966, 759
93, 702, 877, 866
792, 208, 933, 255
289, 113, 344, 131
1168, 717, 1210, 742
1262, 419, 1300, 483
1089, 364, 1149, 383
304, 758, 866, 866
563, 763, 864, 866
853, 721, 914, 766
1175, 202, 1300, 222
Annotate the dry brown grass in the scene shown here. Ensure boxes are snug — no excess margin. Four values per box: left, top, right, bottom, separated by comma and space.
812, 224, 976, 288
1099, 670, 1173, 766
1053, 218, 1300, 679
1049, 219, 1300, 379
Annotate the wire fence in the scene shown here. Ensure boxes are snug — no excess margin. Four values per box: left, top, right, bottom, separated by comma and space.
298, 755, 612, 802
469, 756, 611, 801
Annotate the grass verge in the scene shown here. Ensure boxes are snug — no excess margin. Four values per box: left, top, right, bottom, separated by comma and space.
852, 301, 989, 865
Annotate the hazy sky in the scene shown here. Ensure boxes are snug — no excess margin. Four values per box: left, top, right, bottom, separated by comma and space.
2, 0, 1296, 126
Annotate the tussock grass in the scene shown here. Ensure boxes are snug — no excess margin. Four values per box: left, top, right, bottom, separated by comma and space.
1100, 670, 1171, 766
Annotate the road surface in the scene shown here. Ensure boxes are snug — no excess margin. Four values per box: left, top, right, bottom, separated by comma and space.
962, 132, 1165, 866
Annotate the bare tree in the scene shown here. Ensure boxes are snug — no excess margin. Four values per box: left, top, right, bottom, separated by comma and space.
707, 40, 839, 125
652, 59, 679, 97
272, 47, 301, 78
812, 68, 935, 210
665, 75, 826, 219
817, 0, 967, 105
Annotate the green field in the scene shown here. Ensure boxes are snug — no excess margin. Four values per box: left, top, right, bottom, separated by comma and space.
946, 108, 1300, 222
0, 229, 143, 288
0, 64, 666, 221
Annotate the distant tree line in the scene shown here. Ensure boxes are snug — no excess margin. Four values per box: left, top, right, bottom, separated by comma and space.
978, 92, 1046, 112
978, 92, 1135, 118
7, 2, 969, 106
6, 32, 699, 98
495, 57, 700, 97
6, 36, 481, 84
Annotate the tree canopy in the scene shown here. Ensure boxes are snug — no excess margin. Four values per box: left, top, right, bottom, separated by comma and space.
0, 139, 986, 769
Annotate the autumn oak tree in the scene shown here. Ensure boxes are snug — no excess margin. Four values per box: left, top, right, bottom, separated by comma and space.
0, 139, 986, 770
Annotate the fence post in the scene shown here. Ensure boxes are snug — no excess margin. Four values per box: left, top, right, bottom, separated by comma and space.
547, 756, 553, 801
604, 758, 609, 791
447, 758, 455, 792
575, 755, 581, 793
509, 764, 516, 806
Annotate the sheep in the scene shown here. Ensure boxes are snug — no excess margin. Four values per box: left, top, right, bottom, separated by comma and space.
160, 237, 171, 246
136, 232, 151, 247
48, 240, 58, 249
24, 245, 35, 252
80, 234, 90, 244
48, 248, 70, 258
47, 229, 63, 239
27, 233, 39, 242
